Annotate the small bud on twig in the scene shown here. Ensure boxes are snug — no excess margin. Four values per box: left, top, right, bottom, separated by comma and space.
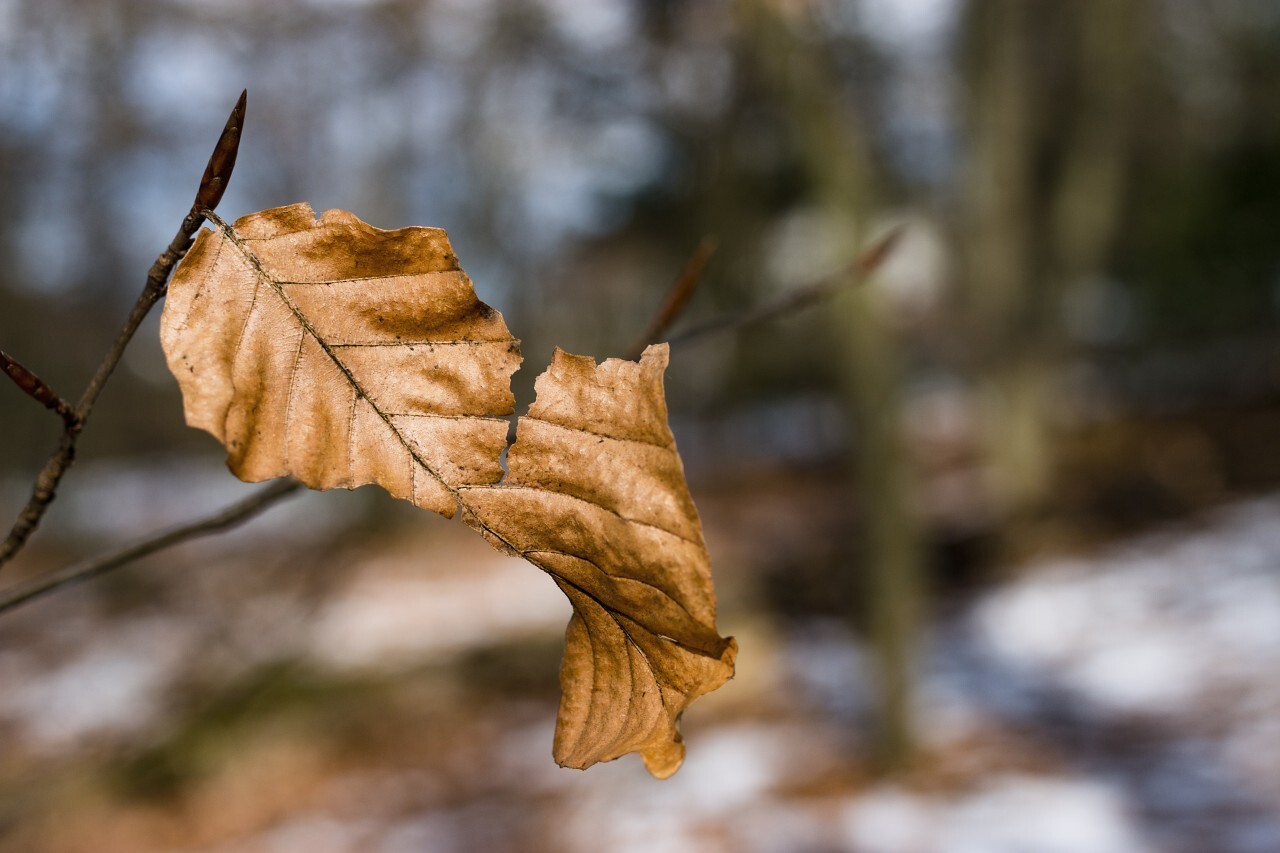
1, 90, 250, 571
0, 349, 76, 427
192, 89, 247, 220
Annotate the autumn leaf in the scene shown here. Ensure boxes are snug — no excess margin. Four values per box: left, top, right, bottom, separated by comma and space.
160, 203, 735, 777
462, 346, 737, 777
161, 203, 520, 518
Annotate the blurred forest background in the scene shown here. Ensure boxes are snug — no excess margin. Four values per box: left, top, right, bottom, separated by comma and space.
2, 0, 1280, 851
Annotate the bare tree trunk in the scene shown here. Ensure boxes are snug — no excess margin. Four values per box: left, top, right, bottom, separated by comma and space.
958, 0, 1148, 533
837, 285, 922, 769
738, 0, 925, 771
959, 0, 1049, 518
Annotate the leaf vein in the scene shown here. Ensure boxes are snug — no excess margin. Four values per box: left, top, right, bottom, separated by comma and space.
525, 548, 706, 641
276, 269, 459, 286
330, 339, 511, 348
227, 268, 261, 375
520, 415, 672, 451
461, 484, 701, 548
177, 233, 228, 332
386, 412, 510, 424
345, 388, 359, 485
282, 330, 306, 470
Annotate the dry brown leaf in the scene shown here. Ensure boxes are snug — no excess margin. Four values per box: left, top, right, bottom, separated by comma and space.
161, 203, 521, 518
160, 203, 734, 777
462, 346, 737, 778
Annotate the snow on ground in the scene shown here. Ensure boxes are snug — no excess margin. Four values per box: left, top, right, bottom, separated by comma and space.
4, 491, 1280, 851
784, 496, 1280, 852
841, 777, 1150, 853
305, 550, 568, 671
969, 498, 1280, 720
956, 498, 1280, 837
0, 615, 198, 747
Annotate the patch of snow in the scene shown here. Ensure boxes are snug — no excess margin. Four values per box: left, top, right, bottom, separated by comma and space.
376, 814, 465, 853
727, 800, 848, 853
534, 0, 635, 52
556, 721, 846, 851
49, 457, 341, 543
0, 617, 194, 748
307, 554, 569, 670
841, 775, 1150, 853
858, 0, 959, 51
970, 498, 1280, 718
782, 619, 872, 719
254, 815, 377, 853
1064, 630, 1203, 715
841, 788, 938, 852
944, 776, 1151, 853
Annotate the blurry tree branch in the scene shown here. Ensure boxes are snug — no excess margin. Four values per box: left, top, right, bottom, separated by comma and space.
626, 237, 718, 361
666, 227, 902, 351
0, 71, 906, 615
0, 222, 901, 616
0, 479, 300, 615
0, 90, 247, 571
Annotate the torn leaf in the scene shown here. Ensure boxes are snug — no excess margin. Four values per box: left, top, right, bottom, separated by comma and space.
462, 346, 737, 777
161, 204, 734, 777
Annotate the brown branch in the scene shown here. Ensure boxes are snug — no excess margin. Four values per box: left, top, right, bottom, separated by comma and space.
0, 117, 894, 612
626, 237, 717, 360
0, 349, 76, 427
0, 480, 301, 616
666, 226, 904, 350
0, 90, 247, 571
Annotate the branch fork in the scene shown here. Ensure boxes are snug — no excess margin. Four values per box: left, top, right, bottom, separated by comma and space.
0, 88, 903, 615
0, 90, 248, 570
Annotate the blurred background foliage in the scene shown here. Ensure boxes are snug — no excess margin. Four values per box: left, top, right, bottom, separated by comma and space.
2, 1, 1280, 851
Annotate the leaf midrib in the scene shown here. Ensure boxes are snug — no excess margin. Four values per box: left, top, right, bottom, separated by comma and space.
205, 213, 721, 707
208, 214, 482, 511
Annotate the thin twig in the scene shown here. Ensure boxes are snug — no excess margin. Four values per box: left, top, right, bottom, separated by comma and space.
0, 349, 76, 426
626, 237, 718, 360
0, 90, 247, 571
666, 225, 904, 350
0, 480, 301, 616
0, 140, 897, 611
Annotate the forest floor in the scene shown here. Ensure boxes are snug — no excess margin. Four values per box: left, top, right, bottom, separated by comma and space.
0, 458, 1278, 853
